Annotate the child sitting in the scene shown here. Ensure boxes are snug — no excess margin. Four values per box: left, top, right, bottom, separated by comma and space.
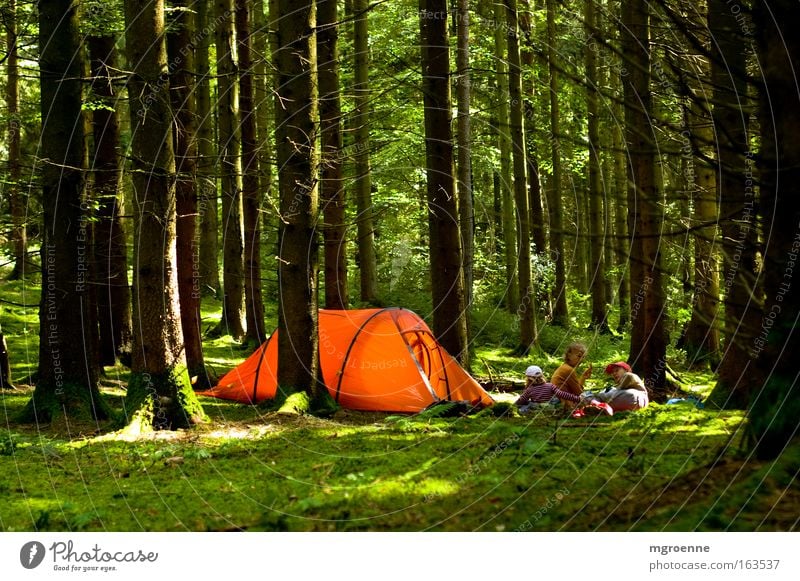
595, 361, 649, 412
516, 365, 592, 413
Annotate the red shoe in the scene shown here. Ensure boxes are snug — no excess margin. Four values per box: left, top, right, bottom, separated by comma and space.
571, 408, 585, 418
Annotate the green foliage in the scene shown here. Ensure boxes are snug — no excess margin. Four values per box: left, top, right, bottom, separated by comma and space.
0, 431, 18, 456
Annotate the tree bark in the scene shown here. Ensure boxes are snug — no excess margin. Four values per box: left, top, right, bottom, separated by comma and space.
318, 0, 349, 310
88, 34, 133, 368
5, 0, 26, 280
493, 0, 518, 313
682, 48, 721, 370
214, 0, 246, 339
167, 0, 209, 387
546, 0, 568, 325
585, 0, 609, 332
621, 0, 668, 397
506, 0, 536, 353
749, 0, 800, 459
419, 0, 469, 366
708, 0, 760, 408
518, 2, 547, 258
237, 0, 267, 346
23, 0, 108, 423
254, 0, 276, 306
196, 0, 221, 297
274, 0, 330, 409
455, 0, 474, 318
123, 0, 206, 431
353, 0, 378, 304
613, 85, 629, 331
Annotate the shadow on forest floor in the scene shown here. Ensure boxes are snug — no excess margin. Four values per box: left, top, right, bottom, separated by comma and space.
2, 383, 796, 532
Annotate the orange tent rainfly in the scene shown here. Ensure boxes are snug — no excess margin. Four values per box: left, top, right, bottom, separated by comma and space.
202, 308, 494, 413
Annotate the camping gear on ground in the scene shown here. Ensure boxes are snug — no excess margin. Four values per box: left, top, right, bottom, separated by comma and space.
201, 307, 494, 413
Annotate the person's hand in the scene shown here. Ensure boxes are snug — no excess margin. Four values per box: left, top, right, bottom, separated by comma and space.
582, 363, 593, 379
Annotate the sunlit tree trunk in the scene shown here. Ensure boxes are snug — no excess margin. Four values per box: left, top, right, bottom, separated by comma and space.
237, 0, 267, 346
493, 0, 518, 313
168, 0, 209, 387
123, 0, 206, 431
215, 0, 246, 339
506, 0, 536, 353
456, 0, 474, 318
318, 0, 349, 310
196, 0, 221, 297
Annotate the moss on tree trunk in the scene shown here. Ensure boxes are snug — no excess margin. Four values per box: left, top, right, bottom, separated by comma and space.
18, 380, 112, 425
122, 367, 206, 433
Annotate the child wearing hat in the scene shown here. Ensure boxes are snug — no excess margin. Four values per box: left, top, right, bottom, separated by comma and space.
595, 361, 649, 412
515, 365, 598, 413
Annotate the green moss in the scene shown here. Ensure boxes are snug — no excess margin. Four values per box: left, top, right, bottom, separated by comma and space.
122, 366, 207, 433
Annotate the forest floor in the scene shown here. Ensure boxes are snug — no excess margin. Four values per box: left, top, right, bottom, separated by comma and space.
1, 277, 798, 531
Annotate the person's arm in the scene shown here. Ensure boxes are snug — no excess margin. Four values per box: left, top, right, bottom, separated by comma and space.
515, 386, 532, 406
551, 385, 580, 403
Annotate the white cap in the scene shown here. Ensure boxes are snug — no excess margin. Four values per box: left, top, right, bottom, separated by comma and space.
525, 365, 544, 377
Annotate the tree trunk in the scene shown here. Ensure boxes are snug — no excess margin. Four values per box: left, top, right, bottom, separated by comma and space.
586, 0, 609, 332
215, 0, 246, 339
613, 88, 630, 331
506, 0, 536, 353
88, 35, 133, 368
237, 0, 267, 346
748, 0, 800, 459
0, 334, 13, 389
254, 0, 276, 305
419, 0, 469, 366
353, 0, 378, 304
318, 0, 349, 310
621, 0, 668, 397
518, 3, 547, 258
5, 0, 26, 280
708, 0, 760, 408
493, 0, 518, 313
167, 0, 209, 387
123, 0, 206, 431
274, 0, 330, 410
456, 0, 474, 318
196, 0, 221, 297
23, 0, 108, 423
546, 0, 568, 325
682, 55, 721, 370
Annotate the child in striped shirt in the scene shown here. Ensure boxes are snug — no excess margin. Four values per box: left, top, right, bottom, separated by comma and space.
515, 365, 582, 412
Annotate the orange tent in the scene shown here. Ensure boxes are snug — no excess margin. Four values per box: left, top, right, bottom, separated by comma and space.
202, 308, 494, 413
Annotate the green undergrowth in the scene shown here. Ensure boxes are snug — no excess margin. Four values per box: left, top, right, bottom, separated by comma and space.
4, 383, 791, 532
1, 268, 793, 531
